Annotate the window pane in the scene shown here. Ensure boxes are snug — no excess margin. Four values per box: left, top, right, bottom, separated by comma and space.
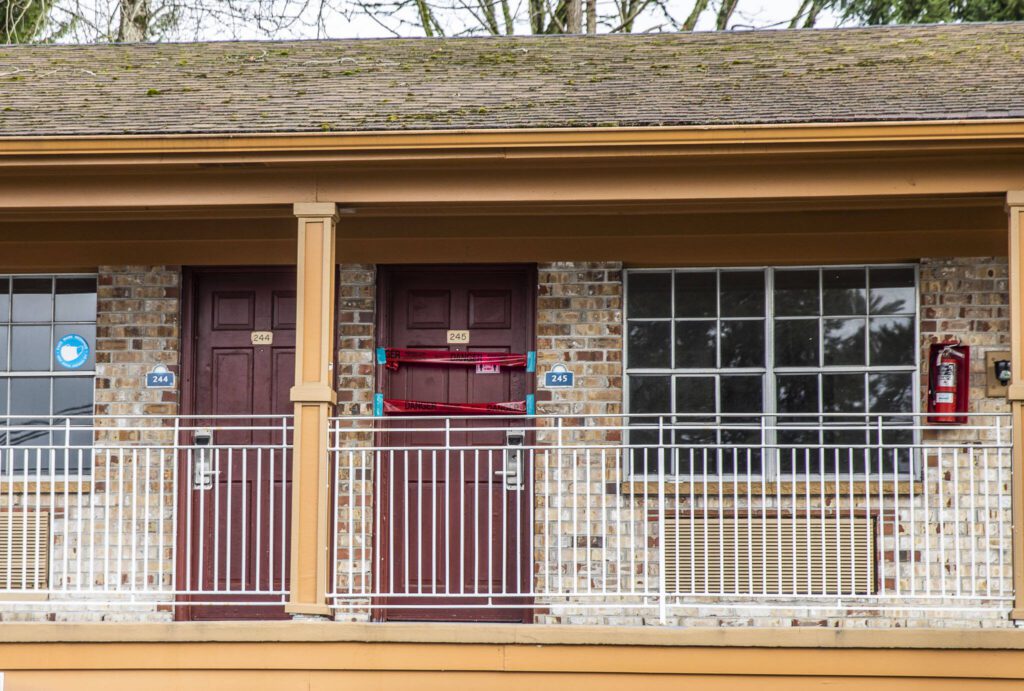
719, 271, 764, 318
12, 278, 52, 323
720, 319, 764, 368
822, 268, 866, 315
822, 373, 867, 458
674, 321, 716, 368
629, 429, 661, 475
10, 377, 50, 447
674, 272, 716, 318
674, 377, 715, 456
675, 376, 714, 416
11, 325, 51, 371
55, 278, 97, 322
0, 326, 8, 372
823, 318, 866, 366
627, 273, 671, 319
774, 270, 819, 316
627, 321, 670, 368
628, 376, 669, 473
53, 377, 93, 418
720, 375, 763, 474
0, 278, 10, 322
53, 324, 95, 371
868, 372, 913, 414
869, 316, 914, 366
774, 319, 818, 367
777, 374, 819, 417
823, 373, 865, 413
776, 374, 819, 470
628, 376, 670, 416
720, 375, 763, 416
869, 267, 914, 315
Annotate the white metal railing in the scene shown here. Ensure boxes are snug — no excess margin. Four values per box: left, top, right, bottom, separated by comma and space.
329, 412, 1013, 620
0, 415, 291, 609
0, 411, 1013, 620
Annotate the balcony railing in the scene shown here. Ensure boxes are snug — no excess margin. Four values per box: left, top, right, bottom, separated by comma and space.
0, 415, 291, 609
329, 413, 1013, 620
0, 412, 1013, 622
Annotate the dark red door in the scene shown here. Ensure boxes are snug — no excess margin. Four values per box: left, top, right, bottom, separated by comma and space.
378, 265, 535, 622
178, 267, 296, 621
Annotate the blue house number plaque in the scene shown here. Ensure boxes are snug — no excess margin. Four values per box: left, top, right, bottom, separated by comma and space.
544, 363, 574, 388
145, 365, 176, 389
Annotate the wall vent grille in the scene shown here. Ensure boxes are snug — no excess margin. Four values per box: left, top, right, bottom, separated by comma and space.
664, 517, 875, 596
0, 511, 50, 590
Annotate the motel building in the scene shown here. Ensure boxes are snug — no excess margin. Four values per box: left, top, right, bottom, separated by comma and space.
3, 20, 1024, 689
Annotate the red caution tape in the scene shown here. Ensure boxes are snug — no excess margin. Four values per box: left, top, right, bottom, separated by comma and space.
382, 398, 528, 416
378, 348, 534, 372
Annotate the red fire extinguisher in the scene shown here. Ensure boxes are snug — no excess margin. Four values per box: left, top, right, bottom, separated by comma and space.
932, 343, 965, 424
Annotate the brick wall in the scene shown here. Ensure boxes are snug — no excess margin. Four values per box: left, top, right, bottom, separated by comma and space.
332, 264, 377, 620
95, 265, 181, 423
920, 257, 1010, 418
534, 262, 623, 419
335, 265, 377, 417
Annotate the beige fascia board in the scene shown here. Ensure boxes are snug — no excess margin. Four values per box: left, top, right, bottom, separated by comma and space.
4, 119, 1024, 163
1, 622, 1024, 650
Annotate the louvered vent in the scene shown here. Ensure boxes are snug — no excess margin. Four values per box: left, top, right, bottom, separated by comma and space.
664, 517, 875, 596
0, 511, 49, 590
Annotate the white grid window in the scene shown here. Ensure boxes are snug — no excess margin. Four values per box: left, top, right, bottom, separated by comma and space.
625, 266, 918, 478
0, 275, 98, 472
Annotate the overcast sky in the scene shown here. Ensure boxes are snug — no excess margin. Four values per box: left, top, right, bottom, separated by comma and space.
333, 0, 843, 38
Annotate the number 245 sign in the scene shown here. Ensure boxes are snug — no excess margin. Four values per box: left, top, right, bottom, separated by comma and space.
544, 364, 574, 388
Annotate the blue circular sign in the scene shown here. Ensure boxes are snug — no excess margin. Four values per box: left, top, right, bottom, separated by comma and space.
55, 334, 90, 369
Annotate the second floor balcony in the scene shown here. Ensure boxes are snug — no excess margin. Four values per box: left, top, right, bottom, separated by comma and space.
0, 412, 1011, 625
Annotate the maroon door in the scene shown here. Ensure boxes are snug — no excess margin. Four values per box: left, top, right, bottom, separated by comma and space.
178, 267, 296, 621
377, 265, 535, 622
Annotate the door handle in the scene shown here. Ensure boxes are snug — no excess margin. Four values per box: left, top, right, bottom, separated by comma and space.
192, 428, 217, 490
497, 429, 525, 491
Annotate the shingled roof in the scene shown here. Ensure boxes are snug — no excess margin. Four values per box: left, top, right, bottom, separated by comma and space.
1, 22, 1023, 137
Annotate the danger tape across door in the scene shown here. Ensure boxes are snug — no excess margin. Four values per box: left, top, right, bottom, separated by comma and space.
376, 347, 536, 372
374, 393, 536, 417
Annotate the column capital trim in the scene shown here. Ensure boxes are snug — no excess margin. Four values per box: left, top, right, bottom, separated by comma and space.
290, 384, 338, 404
293, 202, 339, 219
1007, 191, 1024, 209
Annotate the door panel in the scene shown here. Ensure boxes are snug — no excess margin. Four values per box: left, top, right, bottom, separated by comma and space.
378, 265, 534, 622
179, 268, 296, 621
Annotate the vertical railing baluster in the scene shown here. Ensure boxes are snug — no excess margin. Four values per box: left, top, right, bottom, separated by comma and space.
657, 416, 666, 624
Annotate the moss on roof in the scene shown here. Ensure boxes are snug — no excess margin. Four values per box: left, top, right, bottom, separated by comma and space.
0, 22, 1023, 136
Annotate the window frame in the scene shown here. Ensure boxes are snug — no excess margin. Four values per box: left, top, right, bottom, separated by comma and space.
0, 272, 98, 478
624, 264, 920, 480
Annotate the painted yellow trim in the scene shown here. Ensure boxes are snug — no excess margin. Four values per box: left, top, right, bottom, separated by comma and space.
1009, 197, 1024, 620
0, 622, 1021, 649
3, 119, 1024, 160
288, 207, 337, 616
5, 626, 1024, 689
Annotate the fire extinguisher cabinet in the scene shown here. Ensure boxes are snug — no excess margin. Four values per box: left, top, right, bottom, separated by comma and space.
926, 342, 970, 425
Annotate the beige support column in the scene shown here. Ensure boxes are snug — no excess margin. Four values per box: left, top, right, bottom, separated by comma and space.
286, 202, 338, 617
1007, 191, 1024, 620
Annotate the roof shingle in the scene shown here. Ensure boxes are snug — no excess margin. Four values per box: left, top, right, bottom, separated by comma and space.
1, 22, 1023, 137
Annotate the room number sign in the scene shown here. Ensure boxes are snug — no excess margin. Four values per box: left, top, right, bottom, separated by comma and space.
251, 331, 273, 345
446, 330, 470, 345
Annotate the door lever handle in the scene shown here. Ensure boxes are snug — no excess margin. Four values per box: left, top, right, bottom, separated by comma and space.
500, 429, 526, 490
